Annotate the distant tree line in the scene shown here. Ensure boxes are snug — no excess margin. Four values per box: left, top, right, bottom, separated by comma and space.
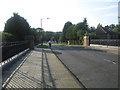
2, 13, 119, 44
59, 18, 120, 44
2, 13, 62, 43
30, 27, 62, 43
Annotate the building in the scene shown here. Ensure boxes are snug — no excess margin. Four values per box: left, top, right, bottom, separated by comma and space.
94, 26, 118, 39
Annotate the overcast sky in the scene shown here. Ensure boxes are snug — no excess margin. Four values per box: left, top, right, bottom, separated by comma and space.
0, 0, 119, 32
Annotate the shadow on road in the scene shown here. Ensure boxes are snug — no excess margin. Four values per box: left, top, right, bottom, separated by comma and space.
34, 48, 62, 55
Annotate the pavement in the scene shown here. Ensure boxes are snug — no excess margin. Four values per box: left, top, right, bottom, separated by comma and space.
2, 48, 83, 89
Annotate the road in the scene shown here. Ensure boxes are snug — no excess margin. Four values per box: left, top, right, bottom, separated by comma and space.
51, 45, 118, 88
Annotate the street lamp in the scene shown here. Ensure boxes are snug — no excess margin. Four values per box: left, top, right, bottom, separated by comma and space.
40, 18, 49, 28
40, 18, 49, 45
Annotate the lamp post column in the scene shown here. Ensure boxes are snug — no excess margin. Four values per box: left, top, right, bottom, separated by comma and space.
41, 19, 42, 28
40, 18, 49, 45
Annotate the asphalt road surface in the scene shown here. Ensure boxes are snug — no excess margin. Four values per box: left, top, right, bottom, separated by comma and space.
51, 45, 118, 88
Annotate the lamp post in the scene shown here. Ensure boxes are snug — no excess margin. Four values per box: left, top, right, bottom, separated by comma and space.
40, 18, 49, 45
40, 18, 49, 28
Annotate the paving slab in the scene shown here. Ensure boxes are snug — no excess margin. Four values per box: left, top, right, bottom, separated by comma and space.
43, 49, 82, 88
2, 48, 83, 89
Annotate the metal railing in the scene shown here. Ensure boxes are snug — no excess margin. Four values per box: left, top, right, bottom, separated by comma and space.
2, 41, 29, 62
90, 39, 120, 46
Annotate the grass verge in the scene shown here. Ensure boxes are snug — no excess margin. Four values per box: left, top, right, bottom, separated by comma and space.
65, 45, 82, 46
53, 44, 65, 46
37, 44, 49, 48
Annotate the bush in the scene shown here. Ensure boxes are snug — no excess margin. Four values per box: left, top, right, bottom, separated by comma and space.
4, 13, 31, 41
2, 32, 17, 42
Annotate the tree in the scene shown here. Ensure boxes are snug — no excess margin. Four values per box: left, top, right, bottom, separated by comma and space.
30, 28, 39, 43
74, 18, 89, 31
54, 32, 62, 43
4, 13, 31, 41
2, 32, 17, 42
73, 18, 89, 44
103, 24, 116, 31
90, 26, 96, 32
109, 24, 116, 30
112, 24, 120, 37
66, 25, 77, 40
60, 18, 92, 44
97, 23, 102, 30
61, 21, 72, 42
83, 18, 89, 31
76, 30, 85, 44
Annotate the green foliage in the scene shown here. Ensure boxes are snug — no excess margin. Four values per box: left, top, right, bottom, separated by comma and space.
51, 36, 55, 41
53, 44, 65, 46
31, 27, 44, 43
97, 23, 102, 30
43, 31, 62, 42
43, 31, 55, 41
4, 13, 31, 41
61, 21, 73, 42
112, 24, 120, 35
54, 32, 62, 42
0, 32, 2, 41
37, 44, 48, 48
90, 26, 96, 32
84, 32, 96, 36
109, 24, 116, 30
2, 32, 17, 42
66, 25, 77, 40
28, 27, 62, 44
76, 30, 85, 44
60, 18, 90, 45
60, 18, 118, 44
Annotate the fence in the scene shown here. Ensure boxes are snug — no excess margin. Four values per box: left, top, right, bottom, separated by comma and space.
2, 41, 29, 62
90, 39, 120, 46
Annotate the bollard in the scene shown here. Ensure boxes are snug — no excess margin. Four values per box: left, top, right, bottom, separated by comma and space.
84, 36, 90, 46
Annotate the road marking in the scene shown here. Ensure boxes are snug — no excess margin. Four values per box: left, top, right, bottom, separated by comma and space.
104, 59, 111, 62
112, 62, 116, 64
103, 59, 117, 65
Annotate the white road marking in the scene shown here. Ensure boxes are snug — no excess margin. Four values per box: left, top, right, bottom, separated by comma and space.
112, 62, 116, 64
104, 59, 111, 62
103, 59, 117, 65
